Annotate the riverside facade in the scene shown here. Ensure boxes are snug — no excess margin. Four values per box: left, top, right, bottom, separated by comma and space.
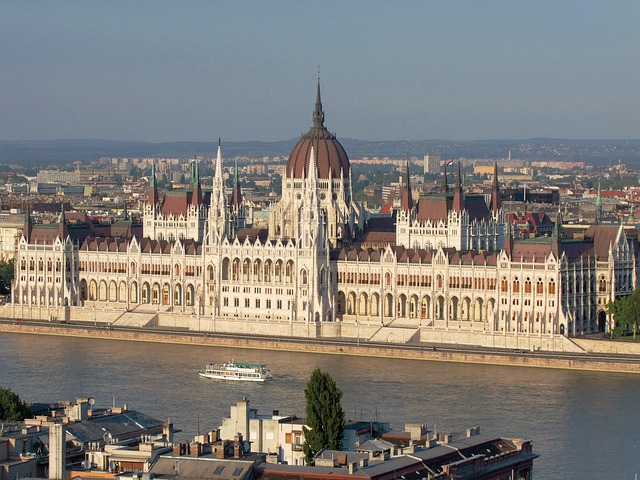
10, 83, 638, 348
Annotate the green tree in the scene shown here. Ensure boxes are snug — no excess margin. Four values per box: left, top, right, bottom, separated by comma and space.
607, 296, 628, 337
0, 387, 32, 421
622, 289, 640, 339
0, 259, 13, 295
302, 368, 345, 465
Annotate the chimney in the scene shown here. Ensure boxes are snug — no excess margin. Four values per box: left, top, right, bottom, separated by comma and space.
467, 426, 480, 437
189, 442, 201, 457
215, 441, 227, 459
163, 422, 174, 444
172, 443, 182, 456
236, 398, 249, 440
48, 424, 66, 480
233, 434, 243, 459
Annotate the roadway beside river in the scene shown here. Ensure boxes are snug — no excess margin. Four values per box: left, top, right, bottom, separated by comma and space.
2, 318, 640, 374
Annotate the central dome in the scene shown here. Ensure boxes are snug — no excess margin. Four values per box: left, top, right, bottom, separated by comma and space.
286, 82, 350, 179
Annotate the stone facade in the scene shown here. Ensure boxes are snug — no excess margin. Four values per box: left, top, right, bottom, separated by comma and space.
10, 85, 638, 344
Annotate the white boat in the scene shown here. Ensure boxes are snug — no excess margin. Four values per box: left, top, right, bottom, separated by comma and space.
198, 361, 272, 382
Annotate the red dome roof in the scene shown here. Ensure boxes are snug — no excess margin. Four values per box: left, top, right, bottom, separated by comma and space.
286, 83, 350, 180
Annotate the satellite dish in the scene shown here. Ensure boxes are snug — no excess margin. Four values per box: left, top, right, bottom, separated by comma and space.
243, 441, 250, 453
82, 460, 91, 470
103, 432, 112, 443
109, 461, 115, 470
88, 398, 95, 406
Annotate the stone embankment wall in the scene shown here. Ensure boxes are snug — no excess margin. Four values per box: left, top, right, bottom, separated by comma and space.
1, 322, 640, 374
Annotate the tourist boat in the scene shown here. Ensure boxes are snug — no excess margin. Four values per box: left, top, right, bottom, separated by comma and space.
198, 361, 272, 382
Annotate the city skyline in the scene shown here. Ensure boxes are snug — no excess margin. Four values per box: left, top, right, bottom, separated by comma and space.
1, 1, 639, 143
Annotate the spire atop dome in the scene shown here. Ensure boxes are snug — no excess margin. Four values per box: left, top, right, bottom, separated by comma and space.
313, 77, 325, 129
286, 80, 350, 179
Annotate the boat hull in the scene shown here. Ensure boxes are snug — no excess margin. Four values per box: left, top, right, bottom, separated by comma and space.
198, 371, 269, 382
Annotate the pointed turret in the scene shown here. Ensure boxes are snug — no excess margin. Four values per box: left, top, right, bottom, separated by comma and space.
552, 208, 562, 257
400, 160, 413, 212
503, 214, 513, 258
230, 160, 243, 211
490, 161, 501, 213
214, 138, 223, 182
212, 138, 227, 209
57, 203, 69, 241
452, 161, 464, 212
24, 203, 32, 242
209, 138, 229, 244
595, 181, 602, 224
148, 160, 159, 207
441, 162, 448, 193
191, 157, 203, 207
312, 77, 325, 131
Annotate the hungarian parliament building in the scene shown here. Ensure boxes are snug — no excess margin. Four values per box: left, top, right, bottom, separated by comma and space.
9, 83, 638, 350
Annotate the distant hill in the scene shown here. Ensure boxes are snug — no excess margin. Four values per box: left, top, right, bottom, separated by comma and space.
0, 138, 639, 167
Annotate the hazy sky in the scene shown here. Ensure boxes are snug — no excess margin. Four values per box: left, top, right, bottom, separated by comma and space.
1, 1, 639, 142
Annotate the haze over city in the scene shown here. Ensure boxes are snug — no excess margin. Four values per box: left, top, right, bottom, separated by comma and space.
1, 0, 639, 143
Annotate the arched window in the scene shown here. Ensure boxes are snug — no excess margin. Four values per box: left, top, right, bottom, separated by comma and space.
512, 277, 520, 293
548, 279, 556, 295
501, 277, 508, 293
536, 278, 544, 294
524, 278, 532, 294
598, 276, 607, 293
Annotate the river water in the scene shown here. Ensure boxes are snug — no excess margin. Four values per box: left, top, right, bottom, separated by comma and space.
1, 332, 639, 479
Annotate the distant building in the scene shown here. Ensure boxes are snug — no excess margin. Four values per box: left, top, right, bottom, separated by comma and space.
423, 154, 441, 174
37, 170, 80, 185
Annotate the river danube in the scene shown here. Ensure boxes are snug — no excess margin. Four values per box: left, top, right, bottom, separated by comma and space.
1, 332, 638, 479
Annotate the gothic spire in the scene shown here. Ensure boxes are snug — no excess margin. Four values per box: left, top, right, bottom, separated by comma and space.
24, 202, 32, 242
148, 160, 159, 206
230, 160, 243, 210
452, 161, 464, 212
442, 161, 448, 193
595, 181, 602, 224
312, 77, 325, 129
400, 160, 413, 211
552, 207, 562, 257
503, 214, 513, 257
58, 203, 68, 240
490, 161, 501, 213
191, 157, 202, 206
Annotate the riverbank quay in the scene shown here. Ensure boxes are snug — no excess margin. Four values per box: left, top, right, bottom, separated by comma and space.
3, 321, 640, 374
